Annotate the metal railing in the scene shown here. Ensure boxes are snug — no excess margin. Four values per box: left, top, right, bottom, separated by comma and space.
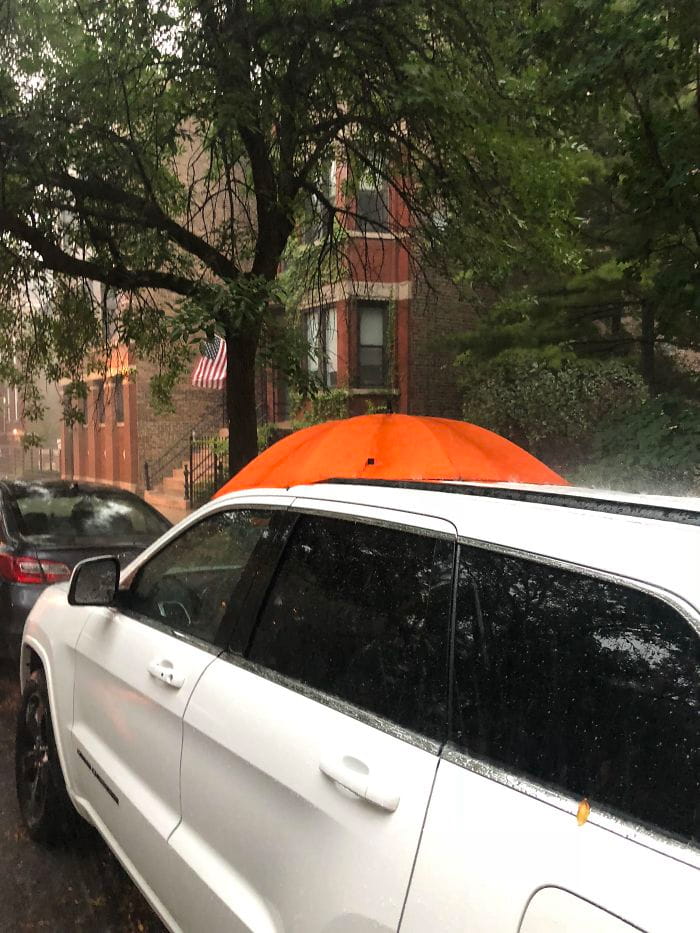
143, 399, 226, 492
184, 433, 228, 509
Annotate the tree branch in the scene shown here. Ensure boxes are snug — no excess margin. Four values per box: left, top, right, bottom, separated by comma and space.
0, 207, 201, 296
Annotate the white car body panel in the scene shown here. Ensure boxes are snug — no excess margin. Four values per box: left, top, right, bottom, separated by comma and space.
400, 758, 700, 933
70, 607, 215, 851
169, 659, 440, 932
18, 482, 700, 933
19, 583, 94, 808
163, 504, 456, 932
519, 887, 649, 932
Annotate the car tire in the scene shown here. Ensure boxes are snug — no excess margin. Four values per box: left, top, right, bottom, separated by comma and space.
15, 668, 81, 844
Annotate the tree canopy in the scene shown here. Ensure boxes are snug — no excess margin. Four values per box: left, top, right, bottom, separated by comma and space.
0, 0, 578, 471
462, 0, 700, 386
451, 0, 699, 490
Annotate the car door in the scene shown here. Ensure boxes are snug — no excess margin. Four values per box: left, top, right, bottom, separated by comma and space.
70, 499, 289, 928
401, 544, 700, 933
167, 501, 456, 932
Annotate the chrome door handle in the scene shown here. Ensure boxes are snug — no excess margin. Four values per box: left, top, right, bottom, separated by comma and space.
148, 659, 185, 689
319, 755, 400, 812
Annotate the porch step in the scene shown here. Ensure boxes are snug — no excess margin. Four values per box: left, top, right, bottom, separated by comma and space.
144, 429, 231, 525
143, 489, 190, 526
162, 469, 185, 495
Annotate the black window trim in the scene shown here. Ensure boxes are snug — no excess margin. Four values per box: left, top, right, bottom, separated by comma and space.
113, 374, 125, 425
227, 509, 299, 655
286, 503, 457, 541
448, 535, 700, 868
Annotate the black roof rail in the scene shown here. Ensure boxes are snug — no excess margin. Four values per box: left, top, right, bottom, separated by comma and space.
321, 478, 700, 527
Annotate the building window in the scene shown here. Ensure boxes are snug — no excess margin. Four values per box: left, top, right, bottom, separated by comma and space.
96, 380, 106, 425
306, 306, 337, 388
303, 161, 337, 245
114, 375, 125, 424
357, 302, 387, 387
328, 159, 337, 204
356, 166, 388, 233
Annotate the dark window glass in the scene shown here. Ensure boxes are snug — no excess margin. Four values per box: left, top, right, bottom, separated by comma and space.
453, 546, 700, 846
10, 485, 169, 543
357, 187, 388, 233
248, 515, 453, 739
128, 509, 273, 644
114, 375, 125, 423
96, 380, 106, 425
358, 303, 386, 387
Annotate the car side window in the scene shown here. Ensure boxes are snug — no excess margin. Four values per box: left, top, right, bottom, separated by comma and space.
452, 545, 700, 847
126, 509, 275, 644
246, 513, 454, 740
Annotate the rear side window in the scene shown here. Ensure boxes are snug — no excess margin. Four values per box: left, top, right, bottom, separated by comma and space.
452, 546, 700, 847
247, 514, 453, 740
8, 485, 168, 542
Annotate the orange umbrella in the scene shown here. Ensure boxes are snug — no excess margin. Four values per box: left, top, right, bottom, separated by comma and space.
215, 414, 566, 497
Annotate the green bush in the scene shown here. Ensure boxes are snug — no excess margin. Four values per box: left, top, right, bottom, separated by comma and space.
257, 422, 278, 450
456, 347, 646, 467
290, 388, 350, 428
572, 396, 700, 494
200, 435, 228, 457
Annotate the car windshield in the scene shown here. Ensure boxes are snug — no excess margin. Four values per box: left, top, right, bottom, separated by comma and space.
8, 485, 169, 544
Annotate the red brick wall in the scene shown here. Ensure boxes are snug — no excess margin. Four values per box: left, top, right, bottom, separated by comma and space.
62, 375, 139, 490
408, 273, 476, 418
61, 355, 225, 491
134, 358, 225, 490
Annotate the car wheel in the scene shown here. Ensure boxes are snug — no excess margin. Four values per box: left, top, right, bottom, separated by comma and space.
15, 668, 80, 844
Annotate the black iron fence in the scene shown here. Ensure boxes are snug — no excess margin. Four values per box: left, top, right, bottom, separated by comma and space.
143, 399, 226, 492
184, 433, 228, 509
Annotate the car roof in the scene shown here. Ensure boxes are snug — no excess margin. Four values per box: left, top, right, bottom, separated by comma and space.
216, 480, 700, 614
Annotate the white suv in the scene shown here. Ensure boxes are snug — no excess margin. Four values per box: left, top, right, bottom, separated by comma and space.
15, 481, 700, 932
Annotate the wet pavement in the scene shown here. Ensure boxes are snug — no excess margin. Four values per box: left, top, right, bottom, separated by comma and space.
0, 661, 166, 932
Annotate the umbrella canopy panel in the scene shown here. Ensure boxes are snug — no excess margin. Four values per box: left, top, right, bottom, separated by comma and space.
215, 414, 566, 497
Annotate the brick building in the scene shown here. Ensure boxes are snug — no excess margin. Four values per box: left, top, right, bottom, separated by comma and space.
61, 162, 475, 519
60, 349, 222, 497
258, 162, 475, 423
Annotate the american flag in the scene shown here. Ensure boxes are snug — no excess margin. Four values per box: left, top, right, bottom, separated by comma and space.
191, 335, 227, 389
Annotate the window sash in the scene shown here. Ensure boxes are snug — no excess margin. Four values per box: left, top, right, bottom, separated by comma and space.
114, 376, 125, 424
357, 303, 387, 388
356, 188, 388, 233
306, 306, 337, 388
96, 380, 106, 425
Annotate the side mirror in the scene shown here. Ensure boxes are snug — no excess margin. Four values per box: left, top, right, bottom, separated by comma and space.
68, 556, 120, 606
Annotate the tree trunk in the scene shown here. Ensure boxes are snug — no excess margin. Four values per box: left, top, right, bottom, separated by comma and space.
640, 301, 657, 395
225, 331, 259, 477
